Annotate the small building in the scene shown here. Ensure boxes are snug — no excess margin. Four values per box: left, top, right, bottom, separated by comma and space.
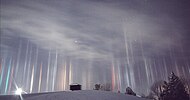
70, 84, 82, 91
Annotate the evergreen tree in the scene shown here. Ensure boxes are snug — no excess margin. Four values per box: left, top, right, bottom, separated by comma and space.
125, 87, 136, 96
150, 80, 167, 99
160, 72, 189, 100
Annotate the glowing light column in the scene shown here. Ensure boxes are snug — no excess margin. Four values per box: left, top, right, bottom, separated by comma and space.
0, 59, 2, 76
63, 62, 67, 90
46, 50, 51, 91
52, 51, 58, 91
38, 63, 43, 92
0, 59, 5, 89
15, 40, 22, 78
30, 65, 34, 93
111, 60, 115, 91
8, 61, 14, 94
23, 41, 29, 86
69, 60, 72, 85
5, 58, 12, 94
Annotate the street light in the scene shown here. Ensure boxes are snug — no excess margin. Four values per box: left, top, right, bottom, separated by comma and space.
15, 88, 23, 95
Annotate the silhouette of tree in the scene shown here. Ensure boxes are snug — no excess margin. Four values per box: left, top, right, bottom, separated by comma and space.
160, 72, 189, 100
149, 80, 167, 99
94, 84, 101, 90
125, 87, 136, 96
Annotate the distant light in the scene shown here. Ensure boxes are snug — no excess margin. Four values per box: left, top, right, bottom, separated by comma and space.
15, 88, 23, 95
74, 40, 78, 43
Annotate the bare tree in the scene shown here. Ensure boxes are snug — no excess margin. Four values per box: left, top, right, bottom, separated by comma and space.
94, 84, 101, 90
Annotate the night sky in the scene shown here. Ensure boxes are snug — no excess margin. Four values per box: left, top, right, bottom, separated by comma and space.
0, 0, 190, 95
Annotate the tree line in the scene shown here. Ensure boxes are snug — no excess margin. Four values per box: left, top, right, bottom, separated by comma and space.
93, 72, 190, 100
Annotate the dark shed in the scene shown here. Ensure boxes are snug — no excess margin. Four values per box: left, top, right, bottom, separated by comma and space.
70, 84, 81, 91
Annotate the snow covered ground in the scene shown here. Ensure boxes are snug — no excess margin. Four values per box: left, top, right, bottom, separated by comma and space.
0, 90, 149, 100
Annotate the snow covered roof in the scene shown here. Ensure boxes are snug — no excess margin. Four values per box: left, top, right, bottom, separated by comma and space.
0, 90, 149, 100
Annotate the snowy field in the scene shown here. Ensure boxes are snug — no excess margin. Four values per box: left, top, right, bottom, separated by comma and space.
0, 90, 149, 100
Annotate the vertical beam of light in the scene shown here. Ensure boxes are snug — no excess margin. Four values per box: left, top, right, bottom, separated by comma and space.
61, 63, 64, 90
123, 23, 133, 89
69, 60, 72, 85
144, 59, 150, 86
38, 63, 43, 93
63, 63, 65, 90
182, 67, 186, 77
174, 61, 180, 76
168, 33, 175, 65
163, 58, 168, 80
149, 60, 155, 83
23, 41, 29, 86
86, 65, 90, 89
129, 37, 134, 63
127, 67, 132, 88
137, 66, 142, 92
26, 44, 32, 91
0, 59, 3, 93
0, 59, 2, 76
153, 60, 158, 79
30, 65, 34, 93
0, 59, 5, 89
128, 32, 136, 90
124, 63, 130, 88
139, 32, 149, 91
111, 60, 115, 91
8, 61, 14, 94
123, 27, 130, 67
15, 40, 22, 78
52, 51, 58, 91
86, 49, 93, 90
35, 46, 39, 67
82, 72, 87, 90
62, 62, 65, 90
46, 50, 51, 91
34, 46, 39, 91
63, 61, 67, 90
5, 58, 12, 94
158, 61, 164, 79
129, 68, 135, 90
186, 63, 190, 75
117, 62, 121, 91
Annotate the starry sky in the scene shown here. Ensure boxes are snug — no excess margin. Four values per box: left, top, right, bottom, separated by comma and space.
0, 0, 190, 95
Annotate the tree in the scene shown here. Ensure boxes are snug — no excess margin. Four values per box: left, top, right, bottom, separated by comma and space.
94, 83, 111, 91
180, 77, 190, 95
149, 80, 167, 99
160, 72, 189, 100
125, 87, 136, 96
94, 84, 101, 90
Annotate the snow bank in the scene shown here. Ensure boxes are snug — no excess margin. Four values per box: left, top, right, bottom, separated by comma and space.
0, 90, 149, 100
